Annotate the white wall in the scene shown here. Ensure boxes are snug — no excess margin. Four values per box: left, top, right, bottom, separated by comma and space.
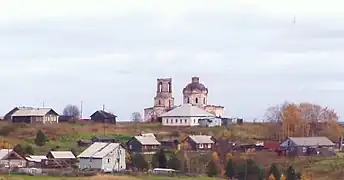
162, 116, 201, 126
78, 146, 126, 172
0, 160, 26, 167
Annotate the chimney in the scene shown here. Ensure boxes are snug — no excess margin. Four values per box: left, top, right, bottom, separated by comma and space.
192, 77, 199, 83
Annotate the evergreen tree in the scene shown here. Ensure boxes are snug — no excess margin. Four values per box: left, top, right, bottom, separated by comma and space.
269, 163, 281, 180
35, 130, 48, 146
132, 153, 149, 171
157, 149, 167, 168
25, 145, 34, 155
167, 153, 181, 170
206, 159, 219, 177
13, 144, 25, 156
151, 152, 159, 168
225, 159, 235, 179
286, 166, 297, 180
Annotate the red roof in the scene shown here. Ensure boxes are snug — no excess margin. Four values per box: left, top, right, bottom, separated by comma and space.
263, 141, 280, 149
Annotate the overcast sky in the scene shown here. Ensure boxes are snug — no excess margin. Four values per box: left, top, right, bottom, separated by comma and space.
1, 0, 344, 120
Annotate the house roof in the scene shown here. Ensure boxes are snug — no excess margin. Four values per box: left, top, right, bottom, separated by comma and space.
0, 149, 13, 159
49, 151, 75, 159
78, 142, 121, 158
287, 137, 335, 146
90, 110, 117, 118
161, 104, 215, 117
188, 135, 215, 144
25, 155, 47, 162
139, 133, 156, 138
11, 108, 58, 117
134, 136, 161, 145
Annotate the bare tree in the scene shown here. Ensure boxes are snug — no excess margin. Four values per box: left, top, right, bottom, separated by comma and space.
132, 112, 142, 123
63, 104, 80, 117
264, 101, 289, 123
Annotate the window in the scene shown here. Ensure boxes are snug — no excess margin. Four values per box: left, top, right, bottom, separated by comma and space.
302, 147, 307, 153
175, 119, 178, 123
195, 98, 198, 103
180, 119, 182, 124
108, 158, 111, 163
203, 98, 206, 104
169, 100, 171, 107
168, 82, 172, 93
208, 144, 211, 148
187, 98, 190, 103
158, 100, 161, 105
199, 144, 204, 148
185, 119, 187, 124
129, 145, 132, 149
193, 119, 196, 123
158, 82, 162, 92
165, 119, 168, 124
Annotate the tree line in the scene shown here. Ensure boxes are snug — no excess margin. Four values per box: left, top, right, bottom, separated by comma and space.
265, 101, 341, 140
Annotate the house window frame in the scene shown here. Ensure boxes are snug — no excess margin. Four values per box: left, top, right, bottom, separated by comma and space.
302, 147, 307, 153
199, 144, 204, 148
208, 144, 211, 149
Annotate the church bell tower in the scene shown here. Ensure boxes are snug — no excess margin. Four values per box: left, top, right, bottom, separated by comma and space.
154, 78, 175, 109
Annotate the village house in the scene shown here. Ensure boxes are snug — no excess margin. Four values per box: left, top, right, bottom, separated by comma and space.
161, 104, 216, 126
280, 137, 336, 156
90, 110, 117, 124
198, 117, 222, 127
78, 142, 126, 172
182, 135, 216, 151
159, 138, 180, 150
25, 155, 47, 167
42, 151, 76, 168
0, 149, 26, 167
127, 136, 161, 154
10, 107, 59, 124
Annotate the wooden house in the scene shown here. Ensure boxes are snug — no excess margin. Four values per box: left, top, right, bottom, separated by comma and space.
0, 149, 27, 168
78, 142, 126, 172
90, 110, 117, 124
280, 137, 336, 156
11, 107, 59, 124
127, 136, 161, 154
182, 135, 216, 151
42, 151, 76, 168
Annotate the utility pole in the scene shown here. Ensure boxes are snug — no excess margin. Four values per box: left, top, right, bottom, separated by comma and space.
103, 104, 106, 136
80, 101, 83, 119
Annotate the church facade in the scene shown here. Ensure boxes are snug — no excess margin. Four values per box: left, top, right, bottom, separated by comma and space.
143, 77, 224, 122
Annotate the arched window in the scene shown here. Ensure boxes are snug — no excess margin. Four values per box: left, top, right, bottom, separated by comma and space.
158, 82, 162, 92
168, 82, 172, 93
203, 98, 206, 104
187, 97, 190, 103
195, 98, 198, 103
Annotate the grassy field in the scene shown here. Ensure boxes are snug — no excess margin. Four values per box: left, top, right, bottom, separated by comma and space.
1, 122, 344, 179
0, 175, 223, 180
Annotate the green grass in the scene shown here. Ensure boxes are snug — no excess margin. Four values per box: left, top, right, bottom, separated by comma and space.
2, 175, 223, 180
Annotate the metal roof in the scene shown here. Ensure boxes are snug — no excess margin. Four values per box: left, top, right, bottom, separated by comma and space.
288, 137, 335, 146
161, 104, 215, 117
189, 135, 215, 144
25, 155, 47, 162
49, 151, 75, 159
0, 149, 12, 159
78, 142, 121, 159
11, 108, 58, 117
134, 136, 161, 145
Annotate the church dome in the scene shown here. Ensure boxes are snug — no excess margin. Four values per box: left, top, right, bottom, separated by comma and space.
183, 77, 208, 93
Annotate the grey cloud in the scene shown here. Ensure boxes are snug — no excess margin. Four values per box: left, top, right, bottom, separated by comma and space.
1, 11, 344, 119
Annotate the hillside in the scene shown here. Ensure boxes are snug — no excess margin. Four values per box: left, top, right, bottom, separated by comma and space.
1, 122, 344, 179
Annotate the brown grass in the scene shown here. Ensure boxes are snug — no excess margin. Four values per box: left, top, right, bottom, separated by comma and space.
89, 175, 141, 180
